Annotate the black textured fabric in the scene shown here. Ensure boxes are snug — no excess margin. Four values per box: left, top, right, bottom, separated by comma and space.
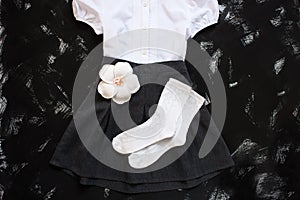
49, 56, 235, 193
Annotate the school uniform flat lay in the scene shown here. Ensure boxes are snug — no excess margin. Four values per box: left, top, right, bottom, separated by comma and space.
49, 0, 235, 193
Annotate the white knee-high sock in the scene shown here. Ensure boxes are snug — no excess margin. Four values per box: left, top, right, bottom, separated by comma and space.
112, 78, 192, 154
128, 89, 205, 169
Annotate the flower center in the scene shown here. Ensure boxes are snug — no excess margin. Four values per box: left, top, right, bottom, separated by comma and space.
113, 76, 124, 86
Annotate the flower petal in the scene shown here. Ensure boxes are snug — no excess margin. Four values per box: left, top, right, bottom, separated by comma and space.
112, 85, 131, 104
123, 74, 140, 94
114, 62, 133, 78
97, 81, 117, 99
99, 64, 115, 83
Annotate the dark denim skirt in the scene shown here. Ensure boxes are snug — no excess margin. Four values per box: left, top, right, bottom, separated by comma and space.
49, 56, 235, 193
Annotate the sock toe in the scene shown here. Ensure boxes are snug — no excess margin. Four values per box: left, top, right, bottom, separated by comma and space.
112, 138, 126, 154
128, 154, 150, 169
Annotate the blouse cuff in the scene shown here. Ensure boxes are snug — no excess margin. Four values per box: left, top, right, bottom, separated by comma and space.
188, 0, 220, 39
190, 14, 219, 38
72, 0, 103, 35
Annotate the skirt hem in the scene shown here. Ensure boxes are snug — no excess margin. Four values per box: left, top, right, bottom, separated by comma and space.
49, 158, 234, 193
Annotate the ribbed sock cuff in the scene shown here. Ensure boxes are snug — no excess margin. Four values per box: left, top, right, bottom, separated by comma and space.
165, 78, 191, 92
189, 90, 206, 106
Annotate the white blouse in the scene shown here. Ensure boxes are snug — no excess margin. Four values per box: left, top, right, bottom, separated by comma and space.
72, 0, 219, 64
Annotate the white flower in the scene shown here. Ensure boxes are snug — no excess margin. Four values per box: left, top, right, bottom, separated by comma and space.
97, 62, 140, 104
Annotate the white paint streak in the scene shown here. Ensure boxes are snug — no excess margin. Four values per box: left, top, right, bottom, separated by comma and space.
229, 81, 238, 88
273, 57, 285, 75
0, 139, 8, 172
209, 49, 222, 74
232, 138, 258, 156
25, 3, 31, 10
58, 38, 69, 55
48, 55, 56, 64
275, 144, 292, 164
43, 187, 56, 200
208, 187, 230, 200
37, 138, 52, 152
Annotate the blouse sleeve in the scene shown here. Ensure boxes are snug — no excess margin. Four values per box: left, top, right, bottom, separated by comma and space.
72, 0, 103, 35
187, 0, 220, 38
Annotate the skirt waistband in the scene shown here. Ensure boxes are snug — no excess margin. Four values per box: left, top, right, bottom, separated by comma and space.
101, 56, 185, 68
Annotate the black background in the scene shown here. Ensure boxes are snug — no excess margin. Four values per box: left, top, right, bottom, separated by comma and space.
1, 0, 300, 199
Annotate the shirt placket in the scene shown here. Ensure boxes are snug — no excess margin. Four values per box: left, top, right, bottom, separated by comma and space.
141, 0, 149, 60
